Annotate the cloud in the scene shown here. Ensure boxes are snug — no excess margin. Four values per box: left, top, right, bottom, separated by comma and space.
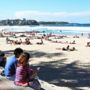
14, 10, 90, 21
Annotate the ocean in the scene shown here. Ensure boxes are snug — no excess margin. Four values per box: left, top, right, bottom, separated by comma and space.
0, 25, 90, 36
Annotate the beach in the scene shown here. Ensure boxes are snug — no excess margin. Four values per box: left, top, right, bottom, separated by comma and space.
0, 33, 90, 90
0, 0, 90, 89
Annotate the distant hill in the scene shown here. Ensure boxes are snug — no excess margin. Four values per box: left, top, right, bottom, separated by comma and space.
39, 21, 90, 27
0, 19, 90, 27
39, 21, 69, 25
0, 18, 39, 26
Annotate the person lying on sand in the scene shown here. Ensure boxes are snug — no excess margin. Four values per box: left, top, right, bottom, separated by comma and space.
62, 45, 76, 51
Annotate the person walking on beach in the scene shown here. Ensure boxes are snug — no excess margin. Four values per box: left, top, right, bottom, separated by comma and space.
14, 52, 41, 90
4, 48, 23, 80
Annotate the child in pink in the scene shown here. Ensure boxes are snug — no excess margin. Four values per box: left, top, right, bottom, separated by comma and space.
14, 52, 41, 90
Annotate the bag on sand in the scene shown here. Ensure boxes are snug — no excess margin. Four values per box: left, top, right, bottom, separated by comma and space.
29, 79, 41, 90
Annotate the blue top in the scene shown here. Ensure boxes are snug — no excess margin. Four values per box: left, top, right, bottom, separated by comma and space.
4, 55, 17, 77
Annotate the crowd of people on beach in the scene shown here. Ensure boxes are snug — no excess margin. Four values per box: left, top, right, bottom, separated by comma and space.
1, 31, 90, 90
6, 37, 44, 45
0, 48, 42, 90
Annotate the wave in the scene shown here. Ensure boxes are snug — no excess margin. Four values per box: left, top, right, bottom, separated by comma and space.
0, 25, 90, 31
0, 26, 90, 36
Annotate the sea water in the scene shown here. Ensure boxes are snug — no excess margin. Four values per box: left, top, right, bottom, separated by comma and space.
0, 25, 90, 36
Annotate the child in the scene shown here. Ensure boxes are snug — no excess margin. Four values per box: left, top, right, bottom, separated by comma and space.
14, 52, 41, 90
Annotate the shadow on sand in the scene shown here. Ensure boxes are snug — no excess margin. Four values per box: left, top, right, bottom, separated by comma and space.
34, 59, 90, 90
3, 50, 90, 90
3, 50, 65, 58
29, 50, 64, 58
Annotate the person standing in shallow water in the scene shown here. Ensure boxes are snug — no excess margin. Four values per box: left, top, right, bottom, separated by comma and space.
4, 48, 23, 80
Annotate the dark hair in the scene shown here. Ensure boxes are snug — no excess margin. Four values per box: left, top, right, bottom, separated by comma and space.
23, 52, 30, 60
18, 52, 30, 65
14, 48, 23, 58
0, 51, 5, 57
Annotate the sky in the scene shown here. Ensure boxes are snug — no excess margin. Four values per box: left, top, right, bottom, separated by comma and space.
0, 0, 90, 23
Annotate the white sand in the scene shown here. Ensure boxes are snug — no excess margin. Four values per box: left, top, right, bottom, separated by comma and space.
0, 36, 90, 90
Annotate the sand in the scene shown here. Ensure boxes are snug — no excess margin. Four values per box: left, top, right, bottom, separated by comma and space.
0, 35, 90, 90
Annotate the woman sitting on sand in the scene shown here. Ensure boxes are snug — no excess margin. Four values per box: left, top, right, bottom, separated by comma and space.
62, 45, 70, 51
14, 52, 41, 90
36, 38, 43, 45
11, 39, 22, 45
25, 38, 32, 45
